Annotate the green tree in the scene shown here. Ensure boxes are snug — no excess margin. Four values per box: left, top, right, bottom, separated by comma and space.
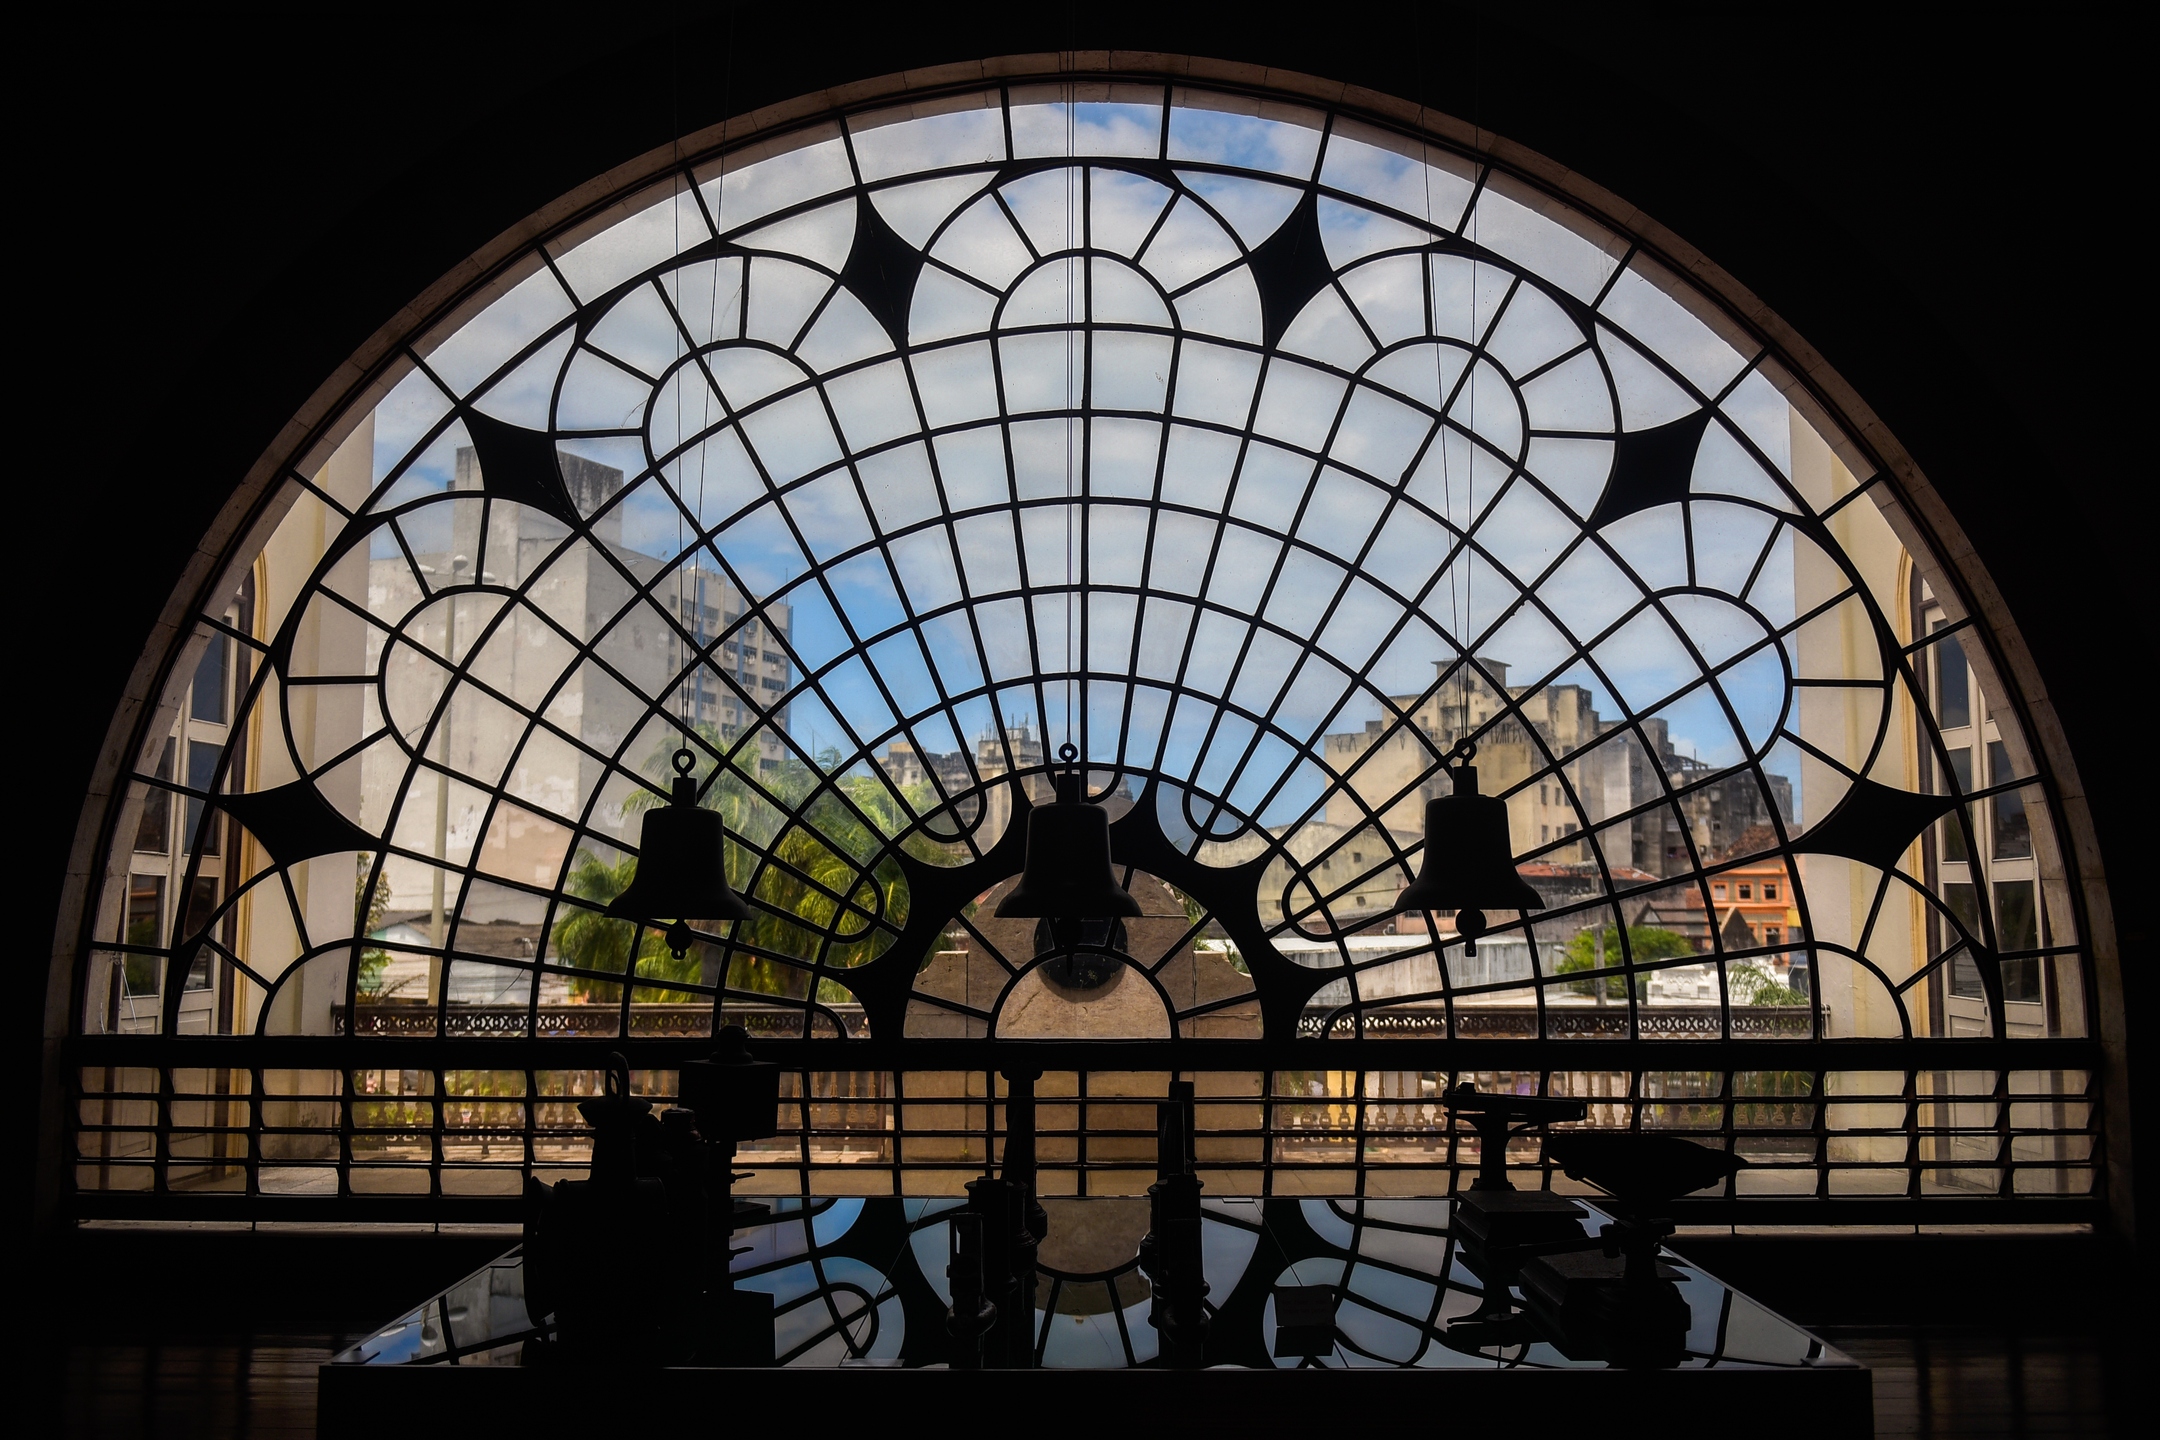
1727, 964, 1809, 1007
553, 848, 683, 1000
354, 854, 398, 1000
1554, 924, 1696, 1000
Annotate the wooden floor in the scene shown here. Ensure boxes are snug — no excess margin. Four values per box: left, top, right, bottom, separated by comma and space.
1821, 1330, 2128, 1439
58, 1328, 2127, 1437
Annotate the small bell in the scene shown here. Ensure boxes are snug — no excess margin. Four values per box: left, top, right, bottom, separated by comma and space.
1395, 761, 1544, 955
995, 744, 1143, 920
608, 748, 751, 956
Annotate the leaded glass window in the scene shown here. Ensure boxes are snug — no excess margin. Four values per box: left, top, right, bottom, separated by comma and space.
69, 75, 2100, 1216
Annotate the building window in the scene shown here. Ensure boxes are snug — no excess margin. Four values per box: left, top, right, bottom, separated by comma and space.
133, 739, 174, 854
189, 633, 230, 724
1989, 741, 2031, 859
1942, 747, 1974, 862
1932, 622, 1971, 729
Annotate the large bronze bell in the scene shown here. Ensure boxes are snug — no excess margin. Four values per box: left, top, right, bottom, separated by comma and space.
608, 748, 751, 955
995, 744, 1143, 920
1395, 762, 1544, 954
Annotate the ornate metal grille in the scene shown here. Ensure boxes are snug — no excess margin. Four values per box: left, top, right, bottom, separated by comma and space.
68, 74, 2101, 1220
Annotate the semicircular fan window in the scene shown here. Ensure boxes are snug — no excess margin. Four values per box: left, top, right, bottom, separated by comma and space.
83, 78, 2089, 1212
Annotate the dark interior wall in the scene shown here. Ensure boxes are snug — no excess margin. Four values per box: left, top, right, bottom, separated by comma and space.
15, 4, 2146, 1249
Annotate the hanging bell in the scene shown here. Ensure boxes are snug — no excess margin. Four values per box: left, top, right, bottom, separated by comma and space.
608, 748, 751, 956
1395, 762, 1544, 954
995, 744, 1143, 920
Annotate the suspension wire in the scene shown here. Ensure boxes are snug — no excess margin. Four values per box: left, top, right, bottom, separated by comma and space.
1421, 15, 1470, 768
1063, 46, 1079, 762
670, 7, 690, 736
1465, 20, 1480, 761
698, 5, 733, 757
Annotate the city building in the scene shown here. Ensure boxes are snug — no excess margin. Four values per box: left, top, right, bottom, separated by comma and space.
1318, 661, 1790, 884
356, 446, 794, 919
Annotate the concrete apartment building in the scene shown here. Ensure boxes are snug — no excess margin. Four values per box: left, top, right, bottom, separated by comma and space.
1320, 659, 1791, 884
361, 446, 793, 921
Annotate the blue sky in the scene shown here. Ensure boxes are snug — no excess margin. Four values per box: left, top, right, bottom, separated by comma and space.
337, 91, 1844, 837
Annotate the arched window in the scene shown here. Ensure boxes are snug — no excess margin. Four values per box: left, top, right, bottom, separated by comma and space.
69, 72, 2100, 1217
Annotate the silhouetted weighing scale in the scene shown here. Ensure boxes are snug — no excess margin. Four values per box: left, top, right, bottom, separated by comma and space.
321, 1087, 1869, 1436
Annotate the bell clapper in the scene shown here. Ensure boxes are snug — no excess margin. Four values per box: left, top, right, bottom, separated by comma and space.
1458, 907, 1487, 957
605, 744, 752, 953
993, 742, 1143, 923
1391, 737, 1543, 960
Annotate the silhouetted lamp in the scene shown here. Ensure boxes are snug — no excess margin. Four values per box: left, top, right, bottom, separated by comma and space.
1395, 760, 1544, 954
995, 744, 1143, 920
607, 748, 750, 956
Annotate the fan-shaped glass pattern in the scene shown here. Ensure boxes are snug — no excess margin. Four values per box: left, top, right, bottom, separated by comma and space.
72, 76, 2098, 1215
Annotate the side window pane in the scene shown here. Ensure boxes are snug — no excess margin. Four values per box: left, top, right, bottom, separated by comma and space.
1943, 881, 1983, 997
181, 875, 222, 957
185, 740, 224, 857
1995, 881, 2038, 950
133, 739, 174, 855
1932, 622, 1970, 729
123, 876, 165, 996
1996, 881, 2039, 1001
1941, 748, 1973, 862
190, 634, 229, 724
1989, 742, 2030, 859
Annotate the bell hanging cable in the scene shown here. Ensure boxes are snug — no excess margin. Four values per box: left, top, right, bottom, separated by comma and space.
1392, 113, 1540, 957
1063, 63, 1079, 763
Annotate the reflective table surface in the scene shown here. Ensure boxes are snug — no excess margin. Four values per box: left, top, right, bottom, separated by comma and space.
332, 1195, 1858, 1374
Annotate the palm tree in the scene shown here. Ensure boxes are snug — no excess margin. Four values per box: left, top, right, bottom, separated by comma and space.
551, 728, 946, 1006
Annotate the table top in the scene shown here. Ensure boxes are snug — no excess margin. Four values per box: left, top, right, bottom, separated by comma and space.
331, 1194, 1857, 1373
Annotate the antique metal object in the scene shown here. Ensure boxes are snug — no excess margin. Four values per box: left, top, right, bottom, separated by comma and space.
1444, 1083, 1590, 1193
1441, 1083, 1591, 1331
999, 1068, 1047, 1366
678, 1024, 781, 1145
1544, 1132, 1749, 1209
1514, 1133, 1749, 1367
1395, 761, 1546, 954
607, 748, 751, 957
1140, 1080, 1209, 1368
945, 1210, 998, 1369
673, 1025, 780, 1364
995, 745, 1143, 921
523, 1055, 674, 1363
